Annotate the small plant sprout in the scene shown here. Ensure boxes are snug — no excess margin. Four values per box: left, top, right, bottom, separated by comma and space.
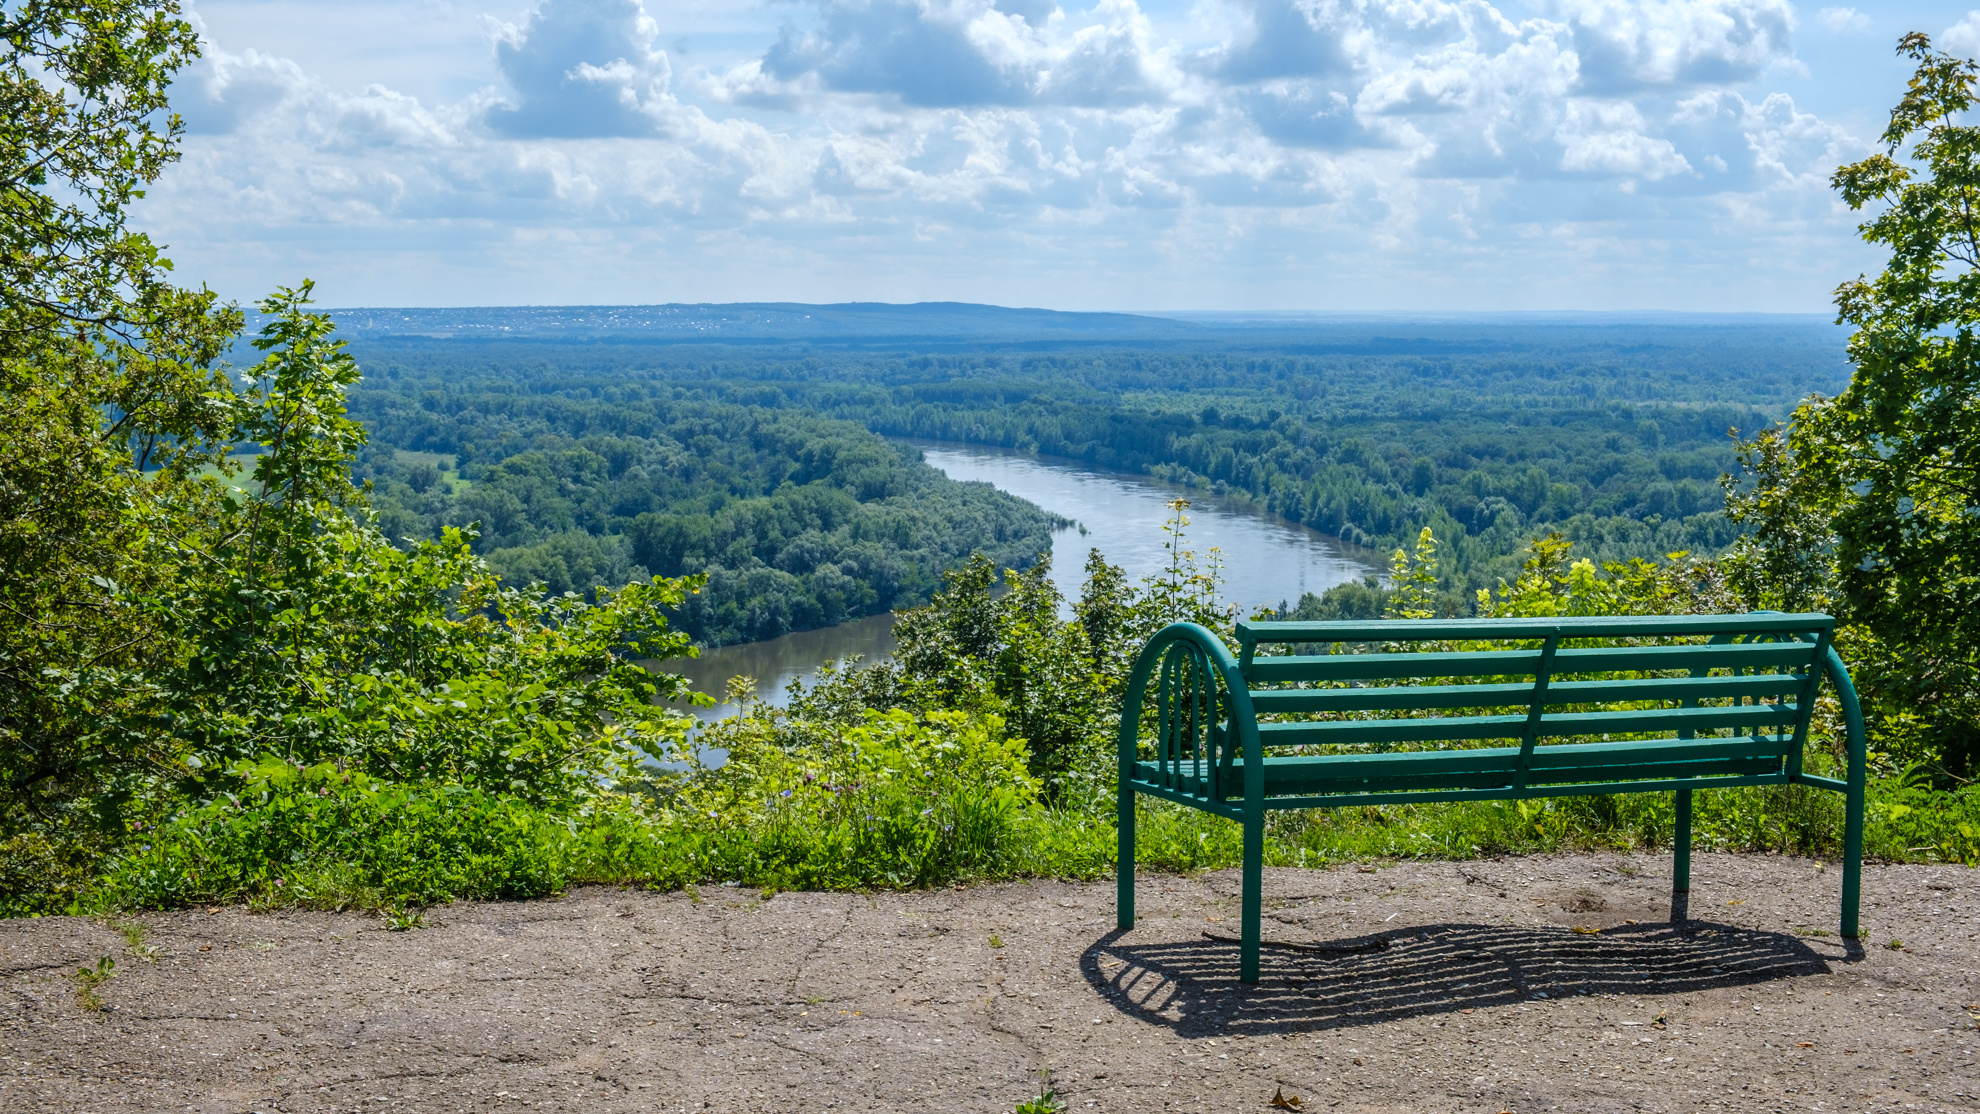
385, 906, 426, 932
115, 919, 162, 963
72, 956, 116, 1010
1884, 938, 1904, 951
1014, 1069, 1066, 1114
989, 933, 1004, 949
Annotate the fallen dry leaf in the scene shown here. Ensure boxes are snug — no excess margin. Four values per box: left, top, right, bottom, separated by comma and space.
1796, 1042, 1813, 1048
1267, 1085, 1304, 1110
1571, 926, 1598, 935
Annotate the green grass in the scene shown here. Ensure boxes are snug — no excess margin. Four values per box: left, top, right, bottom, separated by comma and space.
83, 757, 1980, 917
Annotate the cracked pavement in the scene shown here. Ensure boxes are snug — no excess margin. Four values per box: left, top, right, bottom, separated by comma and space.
2, 852, 1975, 1112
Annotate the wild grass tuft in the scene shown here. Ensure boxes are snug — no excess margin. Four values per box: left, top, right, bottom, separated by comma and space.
71, 957, 115, 1011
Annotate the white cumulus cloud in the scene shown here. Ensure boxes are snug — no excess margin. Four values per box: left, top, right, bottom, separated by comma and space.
1814, 8, 1870, 36
1554, 0, 1797, 93
140, 0, 1880, 309
1943, 11, 1980, 61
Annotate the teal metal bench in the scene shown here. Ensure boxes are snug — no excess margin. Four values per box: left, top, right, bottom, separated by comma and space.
1114, 613, 1867, 983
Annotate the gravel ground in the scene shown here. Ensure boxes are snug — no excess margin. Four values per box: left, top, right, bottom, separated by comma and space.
3, 852, 1976, 1114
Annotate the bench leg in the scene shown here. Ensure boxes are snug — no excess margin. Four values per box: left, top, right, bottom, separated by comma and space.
1116, 783, 1136, 932
1240, 806, 1263, 984
1670, 787, 1692, 925
1842, 763, 1864, 939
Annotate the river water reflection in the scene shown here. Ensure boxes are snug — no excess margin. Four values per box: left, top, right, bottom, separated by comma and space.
660, 440, 1382, 720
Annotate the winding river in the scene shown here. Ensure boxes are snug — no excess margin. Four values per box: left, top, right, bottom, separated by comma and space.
661, 441, 1383, 720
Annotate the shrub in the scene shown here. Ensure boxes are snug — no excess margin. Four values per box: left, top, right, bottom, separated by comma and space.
668, 709, 1041, 889
94, 759, 571, 911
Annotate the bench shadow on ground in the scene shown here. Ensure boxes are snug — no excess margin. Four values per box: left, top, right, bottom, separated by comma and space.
1080, 920, 1850, 1037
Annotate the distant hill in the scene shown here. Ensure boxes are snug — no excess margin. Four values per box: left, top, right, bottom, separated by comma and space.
318, 301, 1204, 344
314, 301, 1848, 355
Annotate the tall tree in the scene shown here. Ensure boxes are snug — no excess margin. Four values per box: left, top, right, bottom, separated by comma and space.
0, 2, 241, 894
1729, 33, 1980, 774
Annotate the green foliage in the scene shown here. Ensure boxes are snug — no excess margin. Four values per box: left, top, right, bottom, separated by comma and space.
665, 709, 1041, 890
1014, 1072, 1067, 1114
77, 521, 1980, 917
384, 906, 426, 932
1726, 35, 1980, 777
157, 290, 702, 806
5, 284, 707, 914
771, 502, 1233, 804
1385, 527, 1445, 618
1475, 533, 1739, 620
1, 0, 245, 910
94, 759, 572, 911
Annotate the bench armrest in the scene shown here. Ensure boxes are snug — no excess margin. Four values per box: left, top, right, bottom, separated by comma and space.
1820, 647, 1868, 775
1118, 623, 1261, 800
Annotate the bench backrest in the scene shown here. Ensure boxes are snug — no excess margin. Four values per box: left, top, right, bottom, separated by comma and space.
1227, 612, 1834, 784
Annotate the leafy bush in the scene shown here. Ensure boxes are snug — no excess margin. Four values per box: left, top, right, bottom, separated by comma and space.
672, 709, 1040, 889
6, 287, 706, 915
94, 760, 571, 911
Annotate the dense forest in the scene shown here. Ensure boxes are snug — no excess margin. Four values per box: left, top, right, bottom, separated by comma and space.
344, 387, 1056, 646
344, 316, 1849, 615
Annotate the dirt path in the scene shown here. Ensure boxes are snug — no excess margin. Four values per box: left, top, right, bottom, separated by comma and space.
2, 852, 1975, 1113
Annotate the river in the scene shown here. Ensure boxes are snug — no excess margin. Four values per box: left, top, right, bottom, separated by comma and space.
660, 440, 1383, 720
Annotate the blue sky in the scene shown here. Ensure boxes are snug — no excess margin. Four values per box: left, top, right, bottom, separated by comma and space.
146, 2, 1980, 311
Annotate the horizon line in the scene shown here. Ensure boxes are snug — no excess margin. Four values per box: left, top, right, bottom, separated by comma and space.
306, 300, 1841, 320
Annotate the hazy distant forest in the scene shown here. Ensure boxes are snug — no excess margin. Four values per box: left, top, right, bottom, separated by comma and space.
346, 315, 1845, 640
5, 8, 1974, 918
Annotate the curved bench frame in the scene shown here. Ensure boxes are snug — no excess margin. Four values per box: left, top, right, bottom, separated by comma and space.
1114, 616, 1867, 984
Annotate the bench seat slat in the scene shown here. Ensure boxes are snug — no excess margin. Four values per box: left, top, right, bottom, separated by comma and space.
1541, 703, 1798, 737
1139, 758, 1788, 801
1247, 672, 1807, 714
1258, 712, 1529, 745
1259, 756, 1787, 798
1258, 733, 1786, 779
1238, 612, 1833, 644
1256, 701, 1799, 748
1243, 641, 1818, 684
1131, 735, 1791, 800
